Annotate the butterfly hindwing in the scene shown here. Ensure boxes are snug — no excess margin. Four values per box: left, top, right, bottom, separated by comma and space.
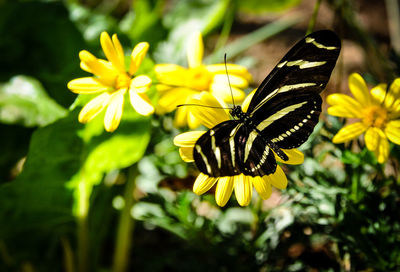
251, 90, 322, 149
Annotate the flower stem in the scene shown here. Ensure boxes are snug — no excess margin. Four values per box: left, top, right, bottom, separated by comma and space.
112, 166, 138, 272
77, 180, 89, 272
306, 0, 322, 35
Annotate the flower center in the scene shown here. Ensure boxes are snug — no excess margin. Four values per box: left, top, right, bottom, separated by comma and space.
362, 106, 388, 129
186, 66, 212, 91
115, 73, 131, 90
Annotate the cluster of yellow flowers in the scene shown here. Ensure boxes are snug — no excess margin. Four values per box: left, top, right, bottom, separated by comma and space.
68, 32, 400, 206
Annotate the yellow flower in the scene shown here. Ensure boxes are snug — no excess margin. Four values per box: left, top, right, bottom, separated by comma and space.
155, 31, 252, 128
67, 32, 154, 132
327, 73, 400, 163
173, 91, 304, 207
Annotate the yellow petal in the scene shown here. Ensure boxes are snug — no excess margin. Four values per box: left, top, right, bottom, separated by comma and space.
129, 42, 149, 75
193, 173, 218, 195
385, 78, 400, 110
212, 74, 249, 89
215, 176, 234, 207
348, 73, 371, 106
78, 92, 111, 123
206, 64, 252, 81
210, 83, 245, 104
129, 90, 154, 116
112, 34, 125, 65
104, 89, 126, 132
242, 89, 256, 113
326, 94, 363, 118
234, 174, 252, 206
332, 122, 368, 143
157, 88, 197, 113
179, 147, 195, 162
155, 63, 183, 73
174, 131, 206, 147
130, 75, 152, 93
365, 127, 380, 151
100, 32, 125, 72
173, 104, 190, 127
370, 83, 388, 105
385, 121, 400, 145
374, 130, 389, 163
187, 32, 203, 69
67, 77, 110, 94
187, 110, 202, 129
252, 176, 272, 200
189, 92, 230, 129
277, 149, 304, 165
268, 166, 288, 189
79, 50, 117, 84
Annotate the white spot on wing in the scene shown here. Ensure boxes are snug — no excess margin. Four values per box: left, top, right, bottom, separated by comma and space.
306, 37, 337, 50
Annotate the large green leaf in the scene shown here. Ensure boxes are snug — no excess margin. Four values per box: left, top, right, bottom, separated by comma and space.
0, 105, 152, 268
0, 75, 67, 127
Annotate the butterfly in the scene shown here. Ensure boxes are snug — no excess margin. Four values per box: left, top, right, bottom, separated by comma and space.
192, 30, 341, 177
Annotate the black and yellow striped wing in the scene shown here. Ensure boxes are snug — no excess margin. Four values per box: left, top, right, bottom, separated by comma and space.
193, 30, 341, 177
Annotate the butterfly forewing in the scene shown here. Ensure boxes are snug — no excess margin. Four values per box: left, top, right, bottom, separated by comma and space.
248, 30, 340, 114
193, 30, 341, 178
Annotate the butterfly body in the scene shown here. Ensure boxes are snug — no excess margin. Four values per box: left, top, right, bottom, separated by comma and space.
193, 30, 341, 178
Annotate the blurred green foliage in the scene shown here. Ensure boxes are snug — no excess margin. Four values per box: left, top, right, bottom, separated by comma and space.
1, 0, 400, 272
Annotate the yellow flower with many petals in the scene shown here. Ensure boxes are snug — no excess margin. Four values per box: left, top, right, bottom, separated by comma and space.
327, 73, 400, 163
173, 91, 304, 207
155, 31, 251, 128
68, 32, 154, 132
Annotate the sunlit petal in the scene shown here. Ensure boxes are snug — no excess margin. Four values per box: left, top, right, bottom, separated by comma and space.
79, 50, 117, 84
173, 104, 190, 127
385, 121, 400, 145
385, 78, 400, 110
129, 42, 149, 75
189, 92, 230, 129
67, 77, 110, 94
157, 88, 197, 114
370, 83, 388, 104
268, 166, 288, 189
213, 74, 249, 89
104, 89, 126, 132
193, 173, 218, 195
206, 64, 252, 81
277, 149, 304, 165
174, 131, 206, 147
234, 174, 252, 206
187, 31, 203, 69
78, 92, 111, 123
215, 176, 234, 207
100, 32, 125, 72
326, 94, 363, 117
332, 122, 368, 143
187, 110, 202, 129
130, 75, 152, 93
252, 176, 272, 200
129, 90, 154, 116
365, 127, 380, 151
375, 130, 389, 163
179, 147, 195, 162
210, 82, 246, 104
348, 73, 371, 106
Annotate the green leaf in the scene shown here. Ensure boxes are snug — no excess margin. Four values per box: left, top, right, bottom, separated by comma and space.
154, 0, 230, 65
238, 0, 301, 13
0, 1, 87, 107
0, 75, 67, 127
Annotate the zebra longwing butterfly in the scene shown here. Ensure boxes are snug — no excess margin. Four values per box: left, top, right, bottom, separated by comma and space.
193, 30, 341, 177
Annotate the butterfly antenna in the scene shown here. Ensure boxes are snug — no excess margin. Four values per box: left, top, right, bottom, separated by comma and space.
224, 53, 235, 106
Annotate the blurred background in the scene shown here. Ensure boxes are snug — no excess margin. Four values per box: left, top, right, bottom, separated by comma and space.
1, 0, 400, 271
